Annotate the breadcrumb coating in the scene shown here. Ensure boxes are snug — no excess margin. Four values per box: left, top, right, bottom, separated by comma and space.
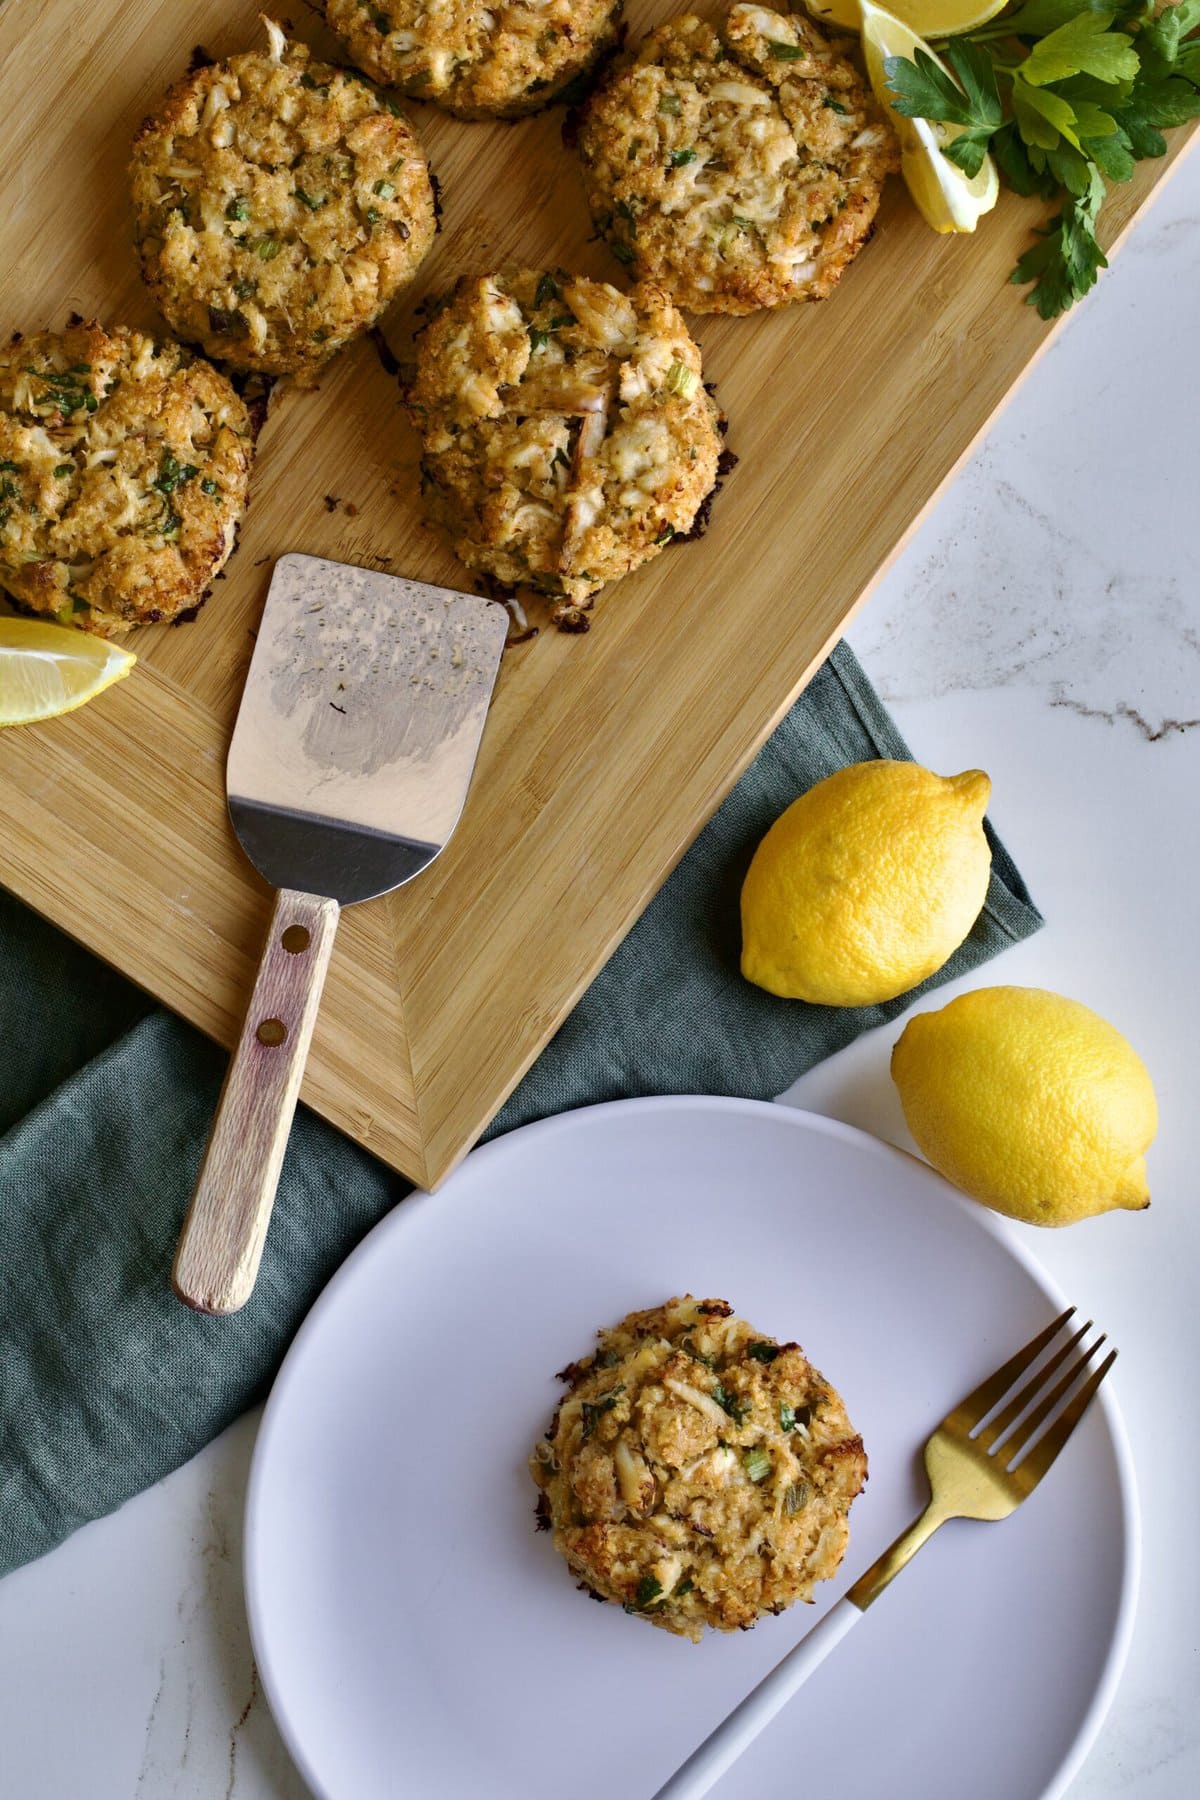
322, 0, 623, 119
408, 268, 723, 626
578, 5, 898, 313
131, 22, 436, 380
531, 1296, 867, 1639
0, 321, 254, 636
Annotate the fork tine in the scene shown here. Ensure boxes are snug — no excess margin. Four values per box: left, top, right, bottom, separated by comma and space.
950, 1307, 1075, 1431
992, 1331, 1107, 1461
1009, 1347, 1118, 1487
973, 1318, 1093, 1452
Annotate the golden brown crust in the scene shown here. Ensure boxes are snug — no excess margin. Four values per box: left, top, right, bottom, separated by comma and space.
531, 1296, 867, 1639
408, 268, 723, 622
322, 0, 623, 119
130, 24, 436, 380
0, 322, 254, 636
578, 6, 898, 313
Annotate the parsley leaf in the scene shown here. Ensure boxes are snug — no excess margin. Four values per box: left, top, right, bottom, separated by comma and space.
1140, 0, 1200, 63
1013, 73, 1084, 149
884, 49, 980, 127
712, 1381, 749, 1425
885, 1, 1200, 315
1011, 166, 1108, 316
884, 43, 1002, 177
1020, 15, 1141, 89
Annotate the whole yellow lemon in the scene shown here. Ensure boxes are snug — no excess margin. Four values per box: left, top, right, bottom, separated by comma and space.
892, 987, 1157, 1225
740, 760, 992, 1006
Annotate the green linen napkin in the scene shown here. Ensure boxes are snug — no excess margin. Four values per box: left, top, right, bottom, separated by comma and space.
0, 643, 1041, 1575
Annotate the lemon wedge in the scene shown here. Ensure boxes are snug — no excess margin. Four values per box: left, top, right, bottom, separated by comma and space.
0, 618, 135, 727
860, 0, 999, 233
802, 0, 1006, 35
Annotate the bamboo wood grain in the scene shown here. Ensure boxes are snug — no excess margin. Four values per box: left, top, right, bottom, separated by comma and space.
0, 0, 1195, 1190
172, 889, 340, 1314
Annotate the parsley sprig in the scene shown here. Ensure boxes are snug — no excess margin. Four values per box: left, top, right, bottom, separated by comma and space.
883, 0, 1200, 316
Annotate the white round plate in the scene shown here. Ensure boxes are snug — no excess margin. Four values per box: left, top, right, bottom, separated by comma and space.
245, 1098, 1138, 1800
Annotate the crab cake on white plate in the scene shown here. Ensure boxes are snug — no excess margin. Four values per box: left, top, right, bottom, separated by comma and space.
531, 1296, 867, 1640
408, 268, 724, 628
0, 321, 255, 637
130, 19, 437, 382
578, 5, 898, 313
322, 0, 623, 119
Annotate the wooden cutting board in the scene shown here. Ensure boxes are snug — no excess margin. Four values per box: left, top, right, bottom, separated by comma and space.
1, 0, 1194, 1187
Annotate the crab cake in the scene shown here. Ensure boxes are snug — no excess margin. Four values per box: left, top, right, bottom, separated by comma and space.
322, 0, 623, 119
531, 1297, 867, 1640
578, 5, 898, 313
0, 322, 254, 637
130, 20, 437, 381
408, 269, 723, 627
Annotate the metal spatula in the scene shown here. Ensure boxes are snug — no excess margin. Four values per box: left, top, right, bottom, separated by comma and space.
171, 553, 508, 1315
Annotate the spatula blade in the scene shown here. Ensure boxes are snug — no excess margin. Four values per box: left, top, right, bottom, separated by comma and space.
227, 554, 508, 905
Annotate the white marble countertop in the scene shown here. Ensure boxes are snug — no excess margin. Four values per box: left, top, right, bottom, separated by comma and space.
2, 151, 1197, 1799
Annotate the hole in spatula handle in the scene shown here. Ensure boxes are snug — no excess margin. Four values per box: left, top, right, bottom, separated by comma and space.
280, 924, 310, 954
256, 1017, 288, 1046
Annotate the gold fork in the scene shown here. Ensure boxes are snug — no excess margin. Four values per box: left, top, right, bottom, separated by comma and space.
653, 1307, 1117, 1800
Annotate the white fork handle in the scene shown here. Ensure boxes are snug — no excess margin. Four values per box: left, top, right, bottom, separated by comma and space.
651, 1598, 862, 1800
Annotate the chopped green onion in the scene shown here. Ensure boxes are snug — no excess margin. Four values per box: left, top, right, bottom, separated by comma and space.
534, 272, 561, 308
225, 197, 250, 222
665, 361, 694, 397
610, 242, 635, 265
53, 463, 74, 478
633, 1576, 663, 1608
200, 478, 219, 496
669, 148, 697, 168
654, 524, 675, 545
824, 95, 848, 115
681, 1336, 715, 1368
673, 1576, 694, 1597
748, 1341, 780, 1363
743, 1448, 771, 1483
528, 327, 551, 352
254, 235, 280, 260
295, 188, 324, 211
365, 207, 380, 224
389, 155, 406, 174
373, 178, 396, 199
784, 1481, 810, 1515
779, 1403, 796, 1431
658, 92, 682, 116
768, 40, 806, 60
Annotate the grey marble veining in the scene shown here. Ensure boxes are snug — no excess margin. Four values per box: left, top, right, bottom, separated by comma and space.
852, 172, 1200, 740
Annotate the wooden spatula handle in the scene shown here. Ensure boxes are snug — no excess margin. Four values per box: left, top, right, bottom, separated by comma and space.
172, 888, 340, 1315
